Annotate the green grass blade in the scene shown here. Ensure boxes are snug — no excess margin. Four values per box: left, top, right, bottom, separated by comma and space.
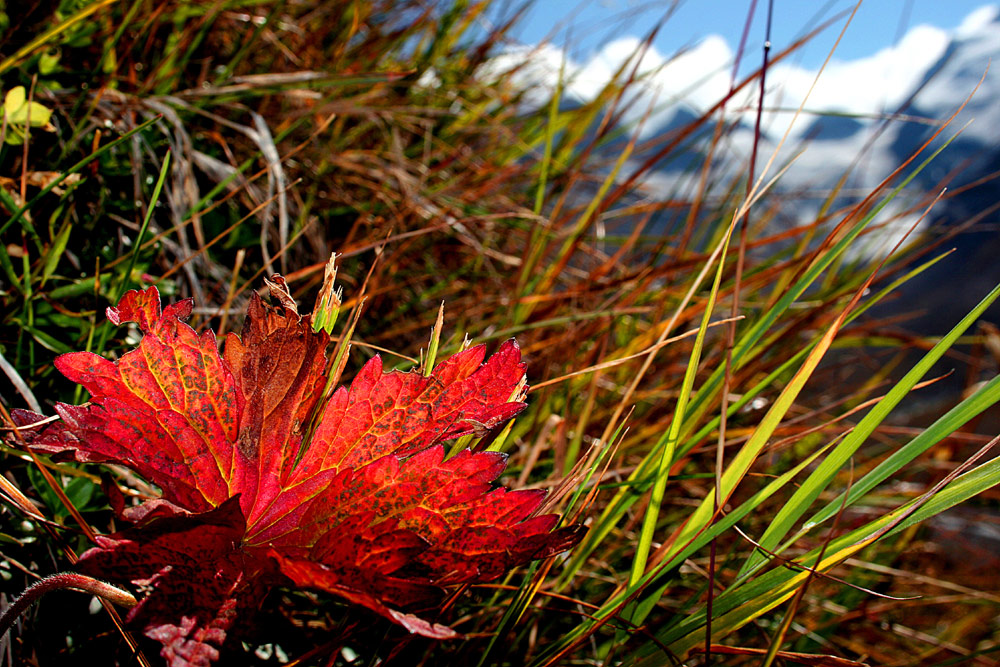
679, 131, 963, 442
0, 0, 119, 76
628, 218, 733, 589
739, 279, 1000, 577
1, 116, 159, 239
560, 244, 947, 580
804, 364, 1000, 532
648, 442, 1000, 660
529, 436, 841, 667
115, 151, 171, 301
475, 562, 540, 667
665, 281, 853, 563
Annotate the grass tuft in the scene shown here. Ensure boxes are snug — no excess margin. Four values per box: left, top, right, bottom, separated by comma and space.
1, 1, 999, 665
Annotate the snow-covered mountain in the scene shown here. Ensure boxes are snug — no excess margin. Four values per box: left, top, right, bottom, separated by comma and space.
493, 5, 1000, 334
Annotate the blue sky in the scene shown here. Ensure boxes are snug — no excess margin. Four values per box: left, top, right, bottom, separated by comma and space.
482, 1, 1000, 142
499, 1, 994, 70
475, 1, 1000, 264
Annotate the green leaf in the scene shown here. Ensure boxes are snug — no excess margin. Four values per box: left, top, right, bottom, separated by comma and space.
3, 86, 52, 127
39, 47, 61, 75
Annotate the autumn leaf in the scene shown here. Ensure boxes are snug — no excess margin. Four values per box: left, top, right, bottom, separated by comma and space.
13, 275, 584, 666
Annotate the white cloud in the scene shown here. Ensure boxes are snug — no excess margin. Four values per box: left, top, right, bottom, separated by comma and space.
490, 5, 997, 139
573, 35, 734, 134
482, 34, 734, 134
479, 42, 580, 107
647, 35, 733, 110
957, 5, 1000, 35
765, 24, 949, 136
487, 3, 1000, 263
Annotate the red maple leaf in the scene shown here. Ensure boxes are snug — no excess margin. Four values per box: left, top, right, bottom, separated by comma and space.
14, 279, 583, 666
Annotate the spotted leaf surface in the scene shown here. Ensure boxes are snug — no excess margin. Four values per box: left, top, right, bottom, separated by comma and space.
16, 281, 583, 666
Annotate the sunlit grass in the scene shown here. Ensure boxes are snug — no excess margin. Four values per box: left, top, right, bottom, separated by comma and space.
1, 1, 999, 665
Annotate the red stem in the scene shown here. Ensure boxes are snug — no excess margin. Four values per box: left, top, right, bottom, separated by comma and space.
0, 573, 137, 638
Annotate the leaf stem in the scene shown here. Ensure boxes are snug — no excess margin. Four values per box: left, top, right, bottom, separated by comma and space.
0, 573, 137, 638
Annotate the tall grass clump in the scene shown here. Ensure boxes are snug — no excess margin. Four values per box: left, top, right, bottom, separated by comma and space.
1, 1, 999, 665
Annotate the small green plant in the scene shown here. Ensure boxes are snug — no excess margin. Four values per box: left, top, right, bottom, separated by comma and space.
0, 86, 53, 145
